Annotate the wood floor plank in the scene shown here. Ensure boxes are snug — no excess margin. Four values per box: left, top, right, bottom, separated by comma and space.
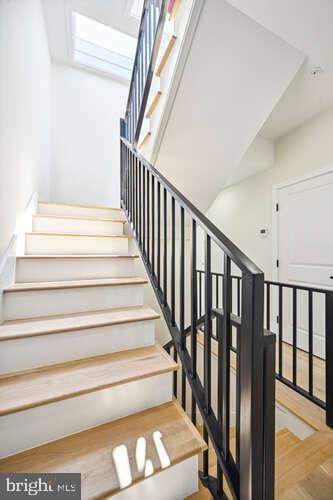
0, 400, 206, 499
0, 344, 177, 416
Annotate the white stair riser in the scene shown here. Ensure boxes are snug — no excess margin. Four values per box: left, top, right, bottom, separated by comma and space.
38, 204, 125, 220
33, 217, 124, 236
25, 234, 129, 255
0, 320, 155, 374
15, 258, 137, 282
0, 373, 172, 458
3, 284, 145, 320
114, 456, 198, 500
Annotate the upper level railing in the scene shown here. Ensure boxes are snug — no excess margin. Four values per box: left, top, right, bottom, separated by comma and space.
123, 0, 169, 145
196, 270, 333, 428
119, 137, 275, 499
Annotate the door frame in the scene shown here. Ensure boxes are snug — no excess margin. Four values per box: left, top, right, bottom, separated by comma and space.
272, 164, 333, 282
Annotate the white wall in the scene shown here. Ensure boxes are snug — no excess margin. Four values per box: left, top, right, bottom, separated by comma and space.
0, 0, 51, 260
51, 64, 128, 208
206, 106, 333, 278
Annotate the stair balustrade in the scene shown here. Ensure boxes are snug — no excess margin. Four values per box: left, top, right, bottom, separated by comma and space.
119, 138, 275, 500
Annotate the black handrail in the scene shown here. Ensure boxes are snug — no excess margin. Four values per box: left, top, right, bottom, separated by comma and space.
120, 136, 275, 500
195, 269, 333, 428
123, 0, 168, 145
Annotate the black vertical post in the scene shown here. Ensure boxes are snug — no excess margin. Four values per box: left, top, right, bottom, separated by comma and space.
191, 219, 197, 424
204, 234, 212, 412
222, 255, 231, 457
147, 171, 150, 265
278, 285, 283, 377
266, 283, 270, 331
217, 311, 224, 496
163, 188, 167, 305
202, 235, 212, 479
292, 288, 297, 385
171, 197, 175, 325
308, 291, 313, 396
157, 181, 161, 287
152, 175, 155, 276
180, 206, 185, 409
239, 271, 265, 500
325, 291, 333, 428
142, 166, 146, 256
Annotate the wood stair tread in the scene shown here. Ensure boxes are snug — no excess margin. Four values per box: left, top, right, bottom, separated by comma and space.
0, 344, 177, 416
16, 254, 139, 259
26, 232, 130, 238
33, 214, 126, 223
0, 306, 160, 341
0, 400, 206, 499
4, 277, 147, 293
38, 201, 124, 212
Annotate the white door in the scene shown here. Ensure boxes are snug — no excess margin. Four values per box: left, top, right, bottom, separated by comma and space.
277, 169, 333, 358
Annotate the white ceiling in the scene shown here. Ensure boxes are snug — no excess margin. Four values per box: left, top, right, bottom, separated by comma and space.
260, 61, 333, 140
225, 0, 333, 140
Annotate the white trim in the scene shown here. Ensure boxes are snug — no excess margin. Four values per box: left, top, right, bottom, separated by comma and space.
271, 164, 333, 281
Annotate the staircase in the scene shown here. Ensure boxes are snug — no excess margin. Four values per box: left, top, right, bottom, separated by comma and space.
0, 201, 206, 499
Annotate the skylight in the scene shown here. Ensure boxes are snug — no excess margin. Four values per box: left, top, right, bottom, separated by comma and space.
72, 13, 137, 80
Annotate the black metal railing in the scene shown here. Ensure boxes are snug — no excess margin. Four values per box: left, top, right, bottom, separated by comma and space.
120, 137, 275, 500
196, 270, 333, 428
123, 0, 168, 145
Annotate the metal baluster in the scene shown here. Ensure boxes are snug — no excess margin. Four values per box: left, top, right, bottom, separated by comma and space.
278, 286, 283, 377
147, 170, 150, 263
142, 166, 146, 256
163, 188, 167, 305
222, 255, 231, 459
217, 310, 224, 496
152, 175, 155, 276
180, 207, 185, 408
171, 197, 175, 325
191, 219, 197, 424
266, 283, 270, 331
157, 181, 161, 287
308, 291, 313, 395
204, 234, 212, 412
293, 288, 297, 385
326, 292, 333, 427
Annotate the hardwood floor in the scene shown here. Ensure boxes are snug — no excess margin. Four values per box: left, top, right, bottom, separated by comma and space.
192, 333, 332, 499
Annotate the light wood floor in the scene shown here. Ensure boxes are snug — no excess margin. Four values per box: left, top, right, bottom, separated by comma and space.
189, 335, 331, 499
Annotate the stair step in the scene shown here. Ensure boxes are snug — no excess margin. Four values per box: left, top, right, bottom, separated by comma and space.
0, 344, 175, 416
15, 254, 139, 282
3, 277, 147, 320
25, 232, 130, 255
32, 214, 125, 236
38, 201, 125, 220
4, 277, 147, 293
0, 306, 160, 373
0, 400, 206, 499
0, 306, 159, 341
0, 345, 177, 457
